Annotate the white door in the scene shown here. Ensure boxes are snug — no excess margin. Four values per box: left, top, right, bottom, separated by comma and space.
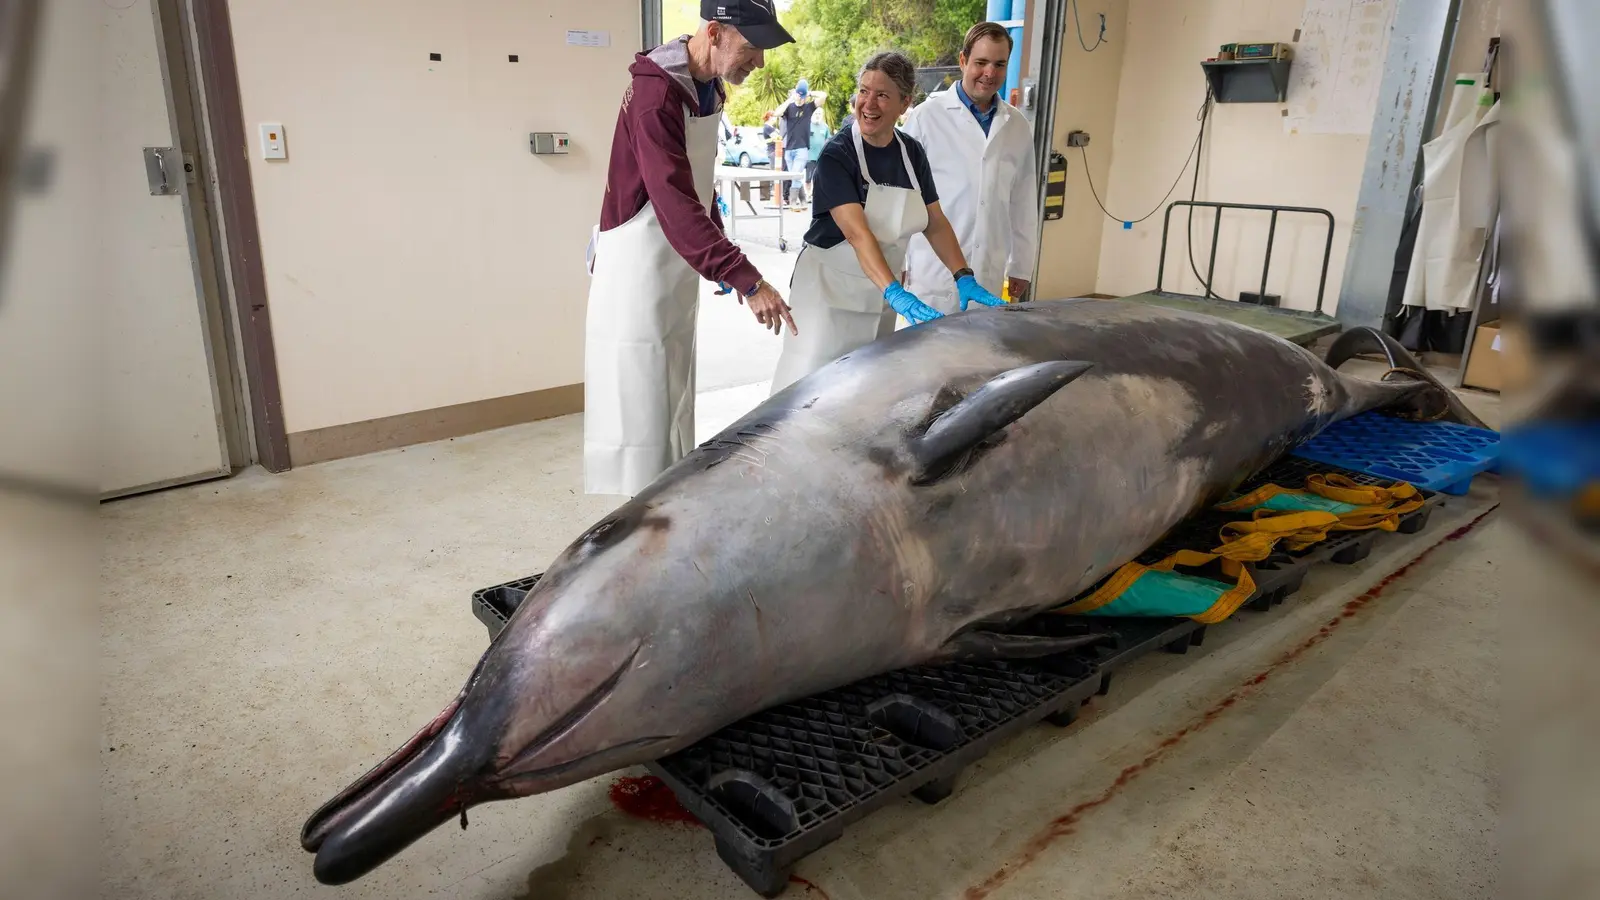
101, 0, 232, 497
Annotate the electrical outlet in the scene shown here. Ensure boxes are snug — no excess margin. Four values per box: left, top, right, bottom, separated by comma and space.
1066, 130, 1091, 148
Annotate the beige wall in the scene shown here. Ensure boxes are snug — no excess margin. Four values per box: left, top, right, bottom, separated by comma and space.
1033, 0, 1130, 299
1036, 0, 1418, 314
228, 0, 638, 435
1092, 0, 1392, 314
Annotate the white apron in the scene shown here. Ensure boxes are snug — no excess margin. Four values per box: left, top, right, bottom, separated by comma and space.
583, 105, 721, 496
769, 127, 930, 395
1402, 74, 1502, 312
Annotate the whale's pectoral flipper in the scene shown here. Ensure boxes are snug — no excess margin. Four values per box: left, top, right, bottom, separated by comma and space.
932, 630, 1113, 663
909, 360, 1094, 485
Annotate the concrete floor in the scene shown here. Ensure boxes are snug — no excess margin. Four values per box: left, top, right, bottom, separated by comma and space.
100, 344, 1505, 899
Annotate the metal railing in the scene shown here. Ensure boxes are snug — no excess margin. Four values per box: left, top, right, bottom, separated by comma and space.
1156, 201, 1337, 314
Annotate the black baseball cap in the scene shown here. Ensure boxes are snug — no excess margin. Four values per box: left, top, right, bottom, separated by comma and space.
701, 0, 795, 51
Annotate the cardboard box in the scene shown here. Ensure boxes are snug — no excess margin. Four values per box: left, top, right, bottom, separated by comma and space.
1461, 322, 1503, 391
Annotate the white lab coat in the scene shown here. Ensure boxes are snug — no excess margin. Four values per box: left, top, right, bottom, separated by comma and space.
901, 88, 1039, 313
1402, 74, 1503, 311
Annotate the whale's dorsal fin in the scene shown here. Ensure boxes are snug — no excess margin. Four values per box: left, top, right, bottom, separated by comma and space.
908, 360, 1093, 486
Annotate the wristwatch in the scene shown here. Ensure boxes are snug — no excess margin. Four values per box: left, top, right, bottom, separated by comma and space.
952, 267, 974, 282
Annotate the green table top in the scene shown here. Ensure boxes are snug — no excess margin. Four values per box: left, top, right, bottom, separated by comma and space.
1110, 291, 1342, 345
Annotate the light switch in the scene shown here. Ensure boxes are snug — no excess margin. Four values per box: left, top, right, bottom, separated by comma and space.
260, 123, 287, 160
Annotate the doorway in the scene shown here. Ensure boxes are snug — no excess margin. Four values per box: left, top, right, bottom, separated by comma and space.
100, 0, 246, 499
646, 0, 1061, 438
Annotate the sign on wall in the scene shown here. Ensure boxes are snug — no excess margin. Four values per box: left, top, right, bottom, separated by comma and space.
1284, 0, 1399, 135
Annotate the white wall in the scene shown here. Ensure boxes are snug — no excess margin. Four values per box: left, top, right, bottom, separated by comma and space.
1087, 0, 1399, 313
1034, 0, 1131, 300
228, 0, 639, 434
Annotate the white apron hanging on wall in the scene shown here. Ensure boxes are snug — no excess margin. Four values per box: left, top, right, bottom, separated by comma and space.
1402, 74, 1503, 312
770, 127, 930, 394
582, 107, 721, 497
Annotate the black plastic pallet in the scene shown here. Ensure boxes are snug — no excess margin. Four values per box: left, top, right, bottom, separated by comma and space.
467, 458, 1443, 896
649, 650, 1106, 895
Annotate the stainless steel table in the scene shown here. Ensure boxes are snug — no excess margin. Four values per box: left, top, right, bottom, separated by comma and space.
716, 165, 807, 252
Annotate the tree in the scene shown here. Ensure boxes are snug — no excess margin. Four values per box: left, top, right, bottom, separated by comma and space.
660, 0, 985, 127
662, 0, 699, 43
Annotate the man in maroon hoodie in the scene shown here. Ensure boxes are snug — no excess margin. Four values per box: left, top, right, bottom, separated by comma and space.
584, 0, 796, 497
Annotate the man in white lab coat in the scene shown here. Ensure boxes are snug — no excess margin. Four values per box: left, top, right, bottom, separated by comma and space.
902, 21, 1039, 312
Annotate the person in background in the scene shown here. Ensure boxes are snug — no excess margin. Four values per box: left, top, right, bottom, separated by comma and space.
805, 110, 831, 209
761, 111, 778, 165
776, 79, 817, 208
764, 109, 784, 204
768, 51, 1004, 394
584, 0, 798, 497
902, 21, 1039, 311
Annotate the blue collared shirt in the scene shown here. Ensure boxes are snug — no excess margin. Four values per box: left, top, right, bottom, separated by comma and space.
955, 81, 997, 136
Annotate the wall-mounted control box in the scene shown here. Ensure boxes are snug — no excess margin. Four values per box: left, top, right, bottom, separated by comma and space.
530, 132, 570, 155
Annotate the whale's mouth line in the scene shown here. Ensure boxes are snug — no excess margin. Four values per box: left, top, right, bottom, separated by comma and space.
499, 642, 643, 775
493, 735, 680, 791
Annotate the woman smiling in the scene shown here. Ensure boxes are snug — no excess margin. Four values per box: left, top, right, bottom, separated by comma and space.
769, 51, 1004, 395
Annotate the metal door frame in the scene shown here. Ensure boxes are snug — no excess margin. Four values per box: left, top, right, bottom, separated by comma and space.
641, 0, 662, 50
1332, 0, 1465, 332
1026, 0, 1067, 293
184, 0, 292, 474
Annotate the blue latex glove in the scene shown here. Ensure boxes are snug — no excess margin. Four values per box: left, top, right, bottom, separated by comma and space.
956, 274, 1006, 310
883, 281, 944, 325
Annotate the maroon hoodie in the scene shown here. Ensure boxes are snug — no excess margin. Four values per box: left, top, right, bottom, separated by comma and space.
598, 38, 762, 295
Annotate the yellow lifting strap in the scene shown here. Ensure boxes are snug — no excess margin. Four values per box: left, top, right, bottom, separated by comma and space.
1053, 474, 1426, 624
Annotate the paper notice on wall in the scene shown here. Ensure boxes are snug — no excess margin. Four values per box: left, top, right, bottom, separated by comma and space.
566, 30, 611, 48
1284, 0, 1398, 135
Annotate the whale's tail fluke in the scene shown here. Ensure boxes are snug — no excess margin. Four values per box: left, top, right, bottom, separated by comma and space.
1325, 326, 1490, 429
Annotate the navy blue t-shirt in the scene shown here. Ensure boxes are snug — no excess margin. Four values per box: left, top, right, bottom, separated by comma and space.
695, 78, 717, 116
803, 127, 939, 250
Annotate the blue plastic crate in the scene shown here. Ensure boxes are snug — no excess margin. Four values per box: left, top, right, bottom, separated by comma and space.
1291, 412, 1502, 495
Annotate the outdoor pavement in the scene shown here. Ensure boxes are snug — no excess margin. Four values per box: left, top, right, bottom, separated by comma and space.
695, 189, 811, 394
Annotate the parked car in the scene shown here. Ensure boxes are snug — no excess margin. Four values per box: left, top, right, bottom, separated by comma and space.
719, 120, 771, 168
